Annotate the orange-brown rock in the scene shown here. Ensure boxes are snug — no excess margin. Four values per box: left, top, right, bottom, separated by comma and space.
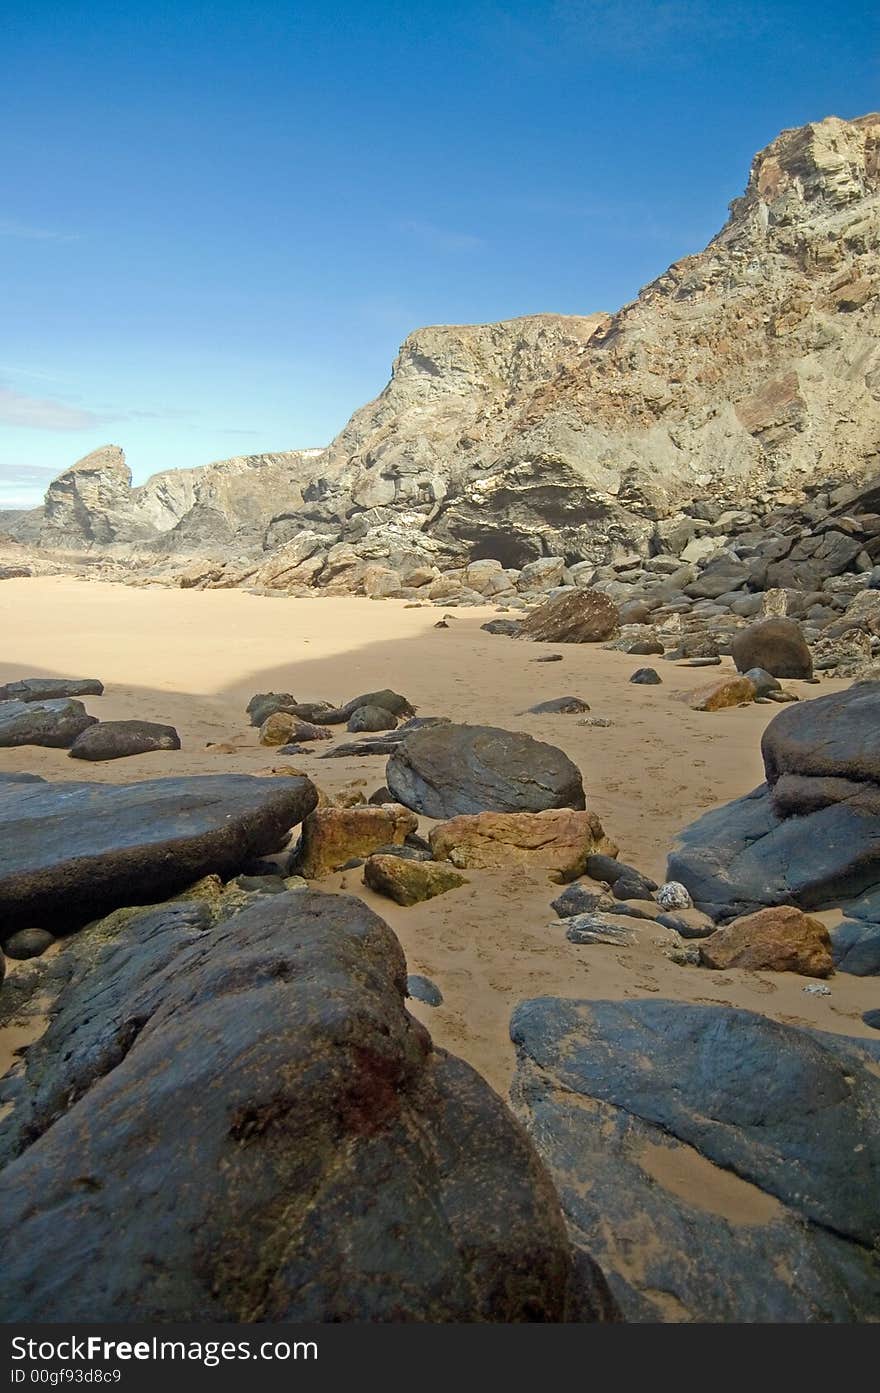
699, 905, 834, 977
296, 803, 418, 878
429, 808, 617, 881
683, 675, 756, 711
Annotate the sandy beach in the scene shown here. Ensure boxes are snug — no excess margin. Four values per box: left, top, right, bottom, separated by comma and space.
0, 576, 876, 1095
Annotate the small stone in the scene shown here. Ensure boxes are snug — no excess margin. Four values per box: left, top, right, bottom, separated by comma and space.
523, 697, 590, 715
803, 983, 831, 996
578, 717, 613, 728
3, 927, 55, 960
565, 915, 638, 946
630, 668, 662, 684
551, 883, 615, 918
406, 974, 443, 1007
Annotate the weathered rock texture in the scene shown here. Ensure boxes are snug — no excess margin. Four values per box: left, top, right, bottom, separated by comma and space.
429, 809, 616, 880
511, 997, 880, 1322
0, 892, 603, 1321
0, 773, 317, 935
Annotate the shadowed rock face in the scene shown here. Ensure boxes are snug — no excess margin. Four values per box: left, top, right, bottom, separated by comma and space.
511, 997, 880, 1322
0, 774, 318, 936
386, 723, 587, 818
669, 684, 880, 918
0, 892, 610, 1322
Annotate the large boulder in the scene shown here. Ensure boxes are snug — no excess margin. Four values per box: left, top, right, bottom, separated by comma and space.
296, 803, 418, 878
0, 677, 103, 702
0, 892, 605, 1322
731, 617, 813, 679
68, 720, 181, 762
386, 723, 586, 818
511, 997, 880, 1322
429, 809, 616, 881
0, 773, 317, 936
519, 590, 619, 644
0, 698, 98, 749
669, 684, 880, 917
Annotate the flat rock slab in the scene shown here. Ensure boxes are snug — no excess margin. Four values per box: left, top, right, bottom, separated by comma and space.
0, 698, 98, 749
69, 720, 181, 762
0, 891, 594, 1322
0, 773, 318, 936
0, 677, 103, 702
386, 723, 586, 818
511, 998, 880, 1321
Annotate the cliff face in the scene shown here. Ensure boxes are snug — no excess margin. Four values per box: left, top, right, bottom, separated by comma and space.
9, 113, 880, 574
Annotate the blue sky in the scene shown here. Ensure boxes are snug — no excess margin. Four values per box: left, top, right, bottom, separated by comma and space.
2, 1, 878, 506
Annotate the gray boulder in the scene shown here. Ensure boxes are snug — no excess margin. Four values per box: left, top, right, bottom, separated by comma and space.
0, 773, 317, 936
0, 698, 98, 749
69, 720, 181, 762
0, 677, 103, 702
386, 723, 586, 818
347, 704, 398, 733
0, 892, 608, 1322
511, 997, 880, 1321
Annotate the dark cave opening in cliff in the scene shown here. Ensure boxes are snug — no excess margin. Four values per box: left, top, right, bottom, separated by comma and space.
467, 534, 543, 569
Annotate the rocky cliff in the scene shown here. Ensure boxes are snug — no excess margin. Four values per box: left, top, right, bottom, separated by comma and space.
5, 112, 879, 582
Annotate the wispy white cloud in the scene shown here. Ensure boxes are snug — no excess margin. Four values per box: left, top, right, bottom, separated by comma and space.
0, 217, 79, 242
0, 462, 58, 509
399, 219, 486, 253
0, 386, 101, 431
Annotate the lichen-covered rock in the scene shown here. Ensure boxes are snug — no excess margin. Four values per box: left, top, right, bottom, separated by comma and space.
363, 855, 466, 906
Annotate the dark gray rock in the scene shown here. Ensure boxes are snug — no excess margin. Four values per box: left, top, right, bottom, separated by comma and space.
551, 883, 614, 918
370, 843, 434, 862
612, 871, 659, 901
347, 704, 398, 733
511, 997, 880, 1322
864, 1009, 880, 1031
0, 677, 103, 702
583, 853, 624, 884
320, 717, 450, 759
386, 723, 586, 818
3, 928, 55, 960
0, 773, 317, 936
407, 974, 443, 1006
629, 667, 661, 684
732, 617, 813, 679
246, 692, 298, 726
0, 892, 598, 1322
671, 686, 880, 917
684, 557, 751, 599
69, 720, 181, 762
481, 619, 520, 636
315, 690, 415, 725
0, 698, 98, 749
522, 697, 590, 715
831, 920, 880, 976
743, 667, 782, 697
